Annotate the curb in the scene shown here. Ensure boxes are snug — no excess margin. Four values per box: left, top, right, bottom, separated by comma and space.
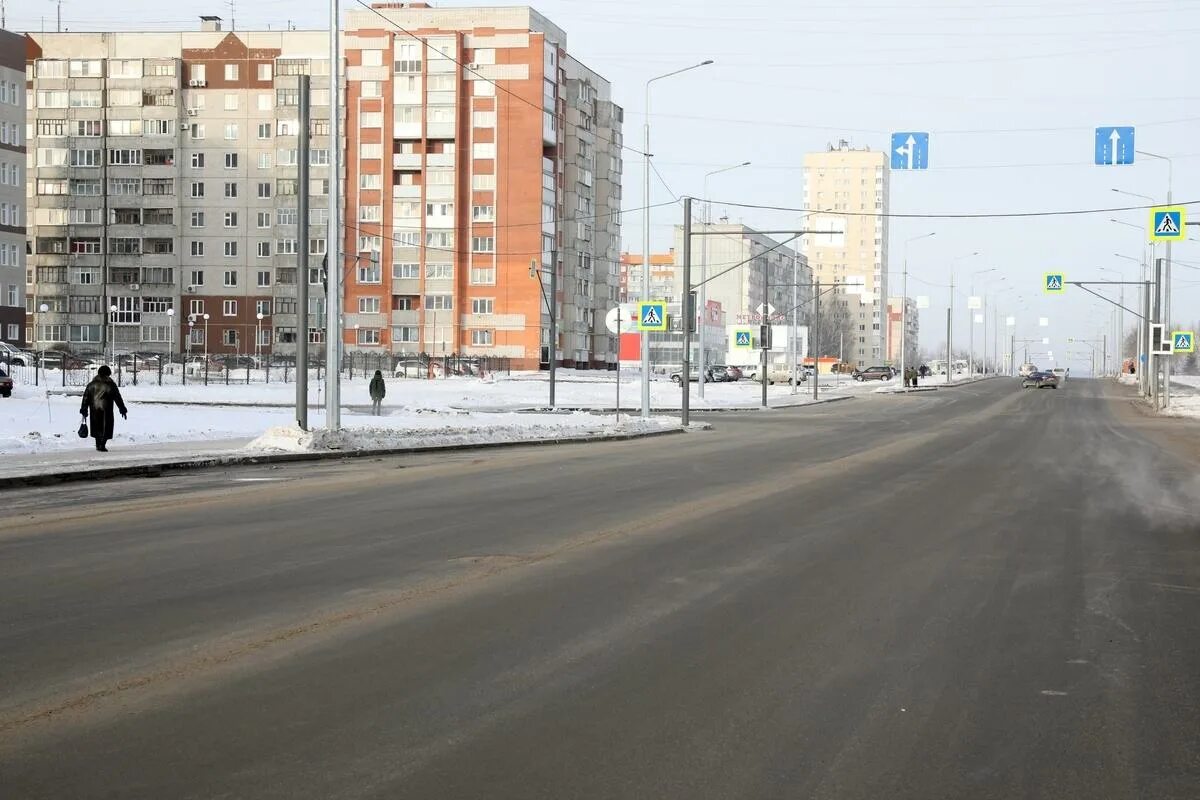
0, 426, 692, 491
456, 395, 857, 414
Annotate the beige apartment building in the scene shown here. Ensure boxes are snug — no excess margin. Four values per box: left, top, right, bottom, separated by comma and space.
801, 141, 890, 367
1, 29, 24, 348
25, 19, 333, 359
340, 3, 621, 369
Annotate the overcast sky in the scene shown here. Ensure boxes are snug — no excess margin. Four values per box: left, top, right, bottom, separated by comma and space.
12, 0, 1200, 366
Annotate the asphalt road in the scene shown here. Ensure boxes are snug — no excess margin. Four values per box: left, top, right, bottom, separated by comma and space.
2, 378, 1199, 799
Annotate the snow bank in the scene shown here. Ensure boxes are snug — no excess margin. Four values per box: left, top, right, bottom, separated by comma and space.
248, 415, 679, 453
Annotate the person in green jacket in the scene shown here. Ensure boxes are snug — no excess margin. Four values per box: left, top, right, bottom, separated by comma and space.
368, 369, 386, 416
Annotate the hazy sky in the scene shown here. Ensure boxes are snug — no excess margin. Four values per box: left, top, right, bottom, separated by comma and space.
12, 0, 1200, 368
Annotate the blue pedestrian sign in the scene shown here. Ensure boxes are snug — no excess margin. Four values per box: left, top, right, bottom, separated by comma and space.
1172, 331, 1195, 353
733, 329, 752, 348
636, 301, 668, 332
1044, 272, 1065, 294
1150, 206, 1186, 242
1094, 126, 1135, 165
890, 132, 929, 170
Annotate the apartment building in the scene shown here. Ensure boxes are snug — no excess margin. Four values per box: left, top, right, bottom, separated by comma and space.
0, 30, 25, 348
671, 223, 810, 325
801, 140, 890, 368
340, 3, 621, 370
25, 19, 332, 359
618, 250, 676, 303
886, 296, 918, 365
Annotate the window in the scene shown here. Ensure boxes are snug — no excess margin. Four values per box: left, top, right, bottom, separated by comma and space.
356, 328, 381, 346
70, 325, 102, 344
277, 239, 299, 255
357, 235, 382, 252
224, 63, 239, 81
472, 205, 495, 222
224, 242, 238, 258
258, 152, 272, 169
258, 122, 272, 139
472, 142, 496, 159
361, 112, 383, 128
472, 174, 496, 191
358, 297, 381, 314
361, 49, 384, 67
223, 270, 238, 286
257, 63, 272, 81
360, 205, 382, 222
141, 326, 171, 343
357, 259, 382, 284
190, 211, 205, 228
224, 93, 239, 111
190, 181, 205, 198
143, 297, 172, 314
425, 294, 453, 311
190, 152, 206, 169
470, 267, 496, 284
392, 296, 418, 311
223, 300, 238, 317
471, 298, 494, 315
277, 148, 298, 166
224, 182, 239, 198
473, 110, 496, 128
224, 123, 238, 140
70, 149, 102, 167
190, 270, 205, 287
190, 241, 205, 257
471, 329, 493, 346
393, 262, 420, 279
393, 326, 419, 343
223, 329, 239, 346
225, 152, 238, 169
276, 89, 300, 108
257, 212, 271, 228
191, 64, 207, 83
361, 81, 382, 98
256, 300, 272, 317
310, 149, 329, 166
257, 241, 271, 258
471, 236, 495, 253
257, 270, 272, 287
189, 299, 206, 315
189, 123, 206, 140
258, 182, 273, 198
425, 263, 453, 280
360, 173, 382, 190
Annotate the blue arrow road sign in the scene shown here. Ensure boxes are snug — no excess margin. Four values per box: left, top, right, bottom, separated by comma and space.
890, 132, 929, 170
1094, 126, 1135, 165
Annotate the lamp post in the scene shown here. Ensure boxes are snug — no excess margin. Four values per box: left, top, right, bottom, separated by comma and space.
1113, 251, 1146, 391
37, 303, 48, 385
698, 160, 750, 399
1135, 150, 1174, 408
641, 59, 713, 419
1097, 267, 1124, 375
256, 312, 264, 365
968, 266, 995, 377
901, 232, 935, 385
166, 307, 175, 367
202, 312, 210, 364
108, 304, 118, 365
947, 252, 980, 382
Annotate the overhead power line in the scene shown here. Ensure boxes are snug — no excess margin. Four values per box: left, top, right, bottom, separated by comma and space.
705, 199, 1200, 221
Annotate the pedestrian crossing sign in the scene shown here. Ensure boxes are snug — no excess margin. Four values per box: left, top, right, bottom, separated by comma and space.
637, 301, 668, 332
1044, 273, 1065, 294
1149, 206, 1186, 242
1172, 330, 1195, 353
733, 328, 753, 349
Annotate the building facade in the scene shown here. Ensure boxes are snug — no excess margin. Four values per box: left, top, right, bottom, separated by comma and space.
886, 296, 918, 365
25, 19, 333, 359
801, 140, 890, 367
339, 3, 621, 370
0, 29, 25, 348
618, 250, 676, 302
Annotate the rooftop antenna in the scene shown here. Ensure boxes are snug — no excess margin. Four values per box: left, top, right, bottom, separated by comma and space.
228, 0, 235, 30
57, 0, 62, 32
2, 0, 6, 29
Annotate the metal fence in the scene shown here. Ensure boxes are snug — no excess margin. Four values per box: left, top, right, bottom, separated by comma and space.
0, 353, 511, 390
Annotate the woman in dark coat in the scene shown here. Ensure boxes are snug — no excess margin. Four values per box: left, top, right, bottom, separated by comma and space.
80, 365, 128, 452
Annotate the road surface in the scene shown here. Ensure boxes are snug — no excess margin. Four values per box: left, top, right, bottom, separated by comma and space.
2, 378, 1198, 798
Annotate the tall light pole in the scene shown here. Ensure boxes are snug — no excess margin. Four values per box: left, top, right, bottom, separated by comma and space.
108, 303, 118, 365
256, 312, 264, 365
1135, 150, 1173, 408
1114, 251, 1145, 388
642, 59, 713, 418
166, 307, 175, 365
1098, 266, 1124, 375
947, 252, 980, 381
326, 0, 342, 430
968, 265, 994, 377
37, 303, 48, 385
901, 232, 935, 386
698, 159, 749, 399
203, 312, 210, 365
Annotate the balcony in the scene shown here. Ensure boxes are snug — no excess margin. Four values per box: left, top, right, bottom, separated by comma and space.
393, 152, 422, 169
426, 152, 454, 168
393, 184, 421, 199
426, 184, 454, 201
426, 121, 456, 140
391, 310, 420, 325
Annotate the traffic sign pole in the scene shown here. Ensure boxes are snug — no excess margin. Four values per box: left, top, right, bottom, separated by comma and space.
681, 197, 692, 428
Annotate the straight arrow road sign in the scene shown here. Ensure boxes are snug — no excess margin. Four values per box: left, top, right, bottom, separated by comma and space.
1094, 126, 1135, 165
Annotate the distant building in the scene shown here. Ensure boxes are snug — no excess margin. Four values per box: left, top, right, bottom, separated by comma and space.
0, 29, 25, 348
801, 140, 890, 367
619, 250, 677, 302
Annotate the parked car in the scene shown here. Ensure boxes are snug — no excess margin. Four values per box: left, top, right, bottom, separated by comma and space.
670, 367, 720, 384
395, 357, 439, 378
724, 366, 744, 381
851, 365, 894, 382
0, 341, 36, 367
1021, 371, 1059, 389
0, 367, 12, 397
748, 365, 806, 385
36, 349, 95, 370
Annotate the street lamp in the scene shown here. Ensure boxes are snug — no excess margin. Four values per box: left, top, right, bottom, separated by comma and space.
256, 312, 265, 365
166, 307, 175, 365
108, 304, 118, 365
968, 267, 996, 376
698, 159, 750, 399
641, 59, 714, 419
1098, 266, 1124, 375
1136, 149, 1174, 408
946, 252, 980, 381
36, 303, 48, 385
202, 312, 210, 365
900, 232, 935, 385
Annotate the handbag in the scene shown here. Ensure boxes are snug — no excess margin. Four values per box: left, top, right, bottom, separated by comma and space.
78, 417, 88, 439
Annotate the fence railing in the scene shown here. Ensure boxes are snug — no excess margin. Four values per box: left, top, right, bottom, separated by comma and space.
0, 352, 512, 390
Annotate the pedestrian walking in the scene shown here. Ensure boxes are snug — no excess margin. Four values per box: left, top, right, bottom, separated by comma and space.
369, 369, 386, 416
80, 365, 128, 452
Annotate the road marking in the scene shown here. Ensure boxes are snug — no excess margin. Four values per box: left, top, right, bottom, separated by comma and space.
1040, 690, 1069, 696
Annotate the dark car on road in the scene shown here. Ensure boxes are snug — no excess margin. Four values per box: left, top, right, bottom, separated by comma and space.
0, 367, 12, 397
1021, 371, 1059, 389
851, 365, 894, 382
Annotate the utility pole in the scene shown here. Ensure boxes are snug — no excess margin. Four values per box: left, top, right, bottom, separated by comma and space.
761, 246, 769, 409
56, 0, 62, 32
549, 250, 557, 408
296, 75, 311, 430
680, 197, 692, 426
945, 307, 952, 384
812, 280, 820, 401
325, 0, 341, 431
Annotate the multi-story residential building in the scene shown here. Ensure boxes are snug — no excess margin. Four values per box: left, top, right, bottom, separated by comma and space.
801, 140, 890, 367
340, 3, 621, 370
0, 30, 25, 348
671, 223, 810, 325
618, 250, 676, 303
886, 296, 918, 365
25, 18, 332, 359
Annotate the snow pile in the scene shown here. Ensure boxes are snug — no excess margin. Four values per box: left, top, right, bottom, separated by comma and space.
248, 415, 679, 453
1118, 373, 1138, 386
1158, 395, 1200, 420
